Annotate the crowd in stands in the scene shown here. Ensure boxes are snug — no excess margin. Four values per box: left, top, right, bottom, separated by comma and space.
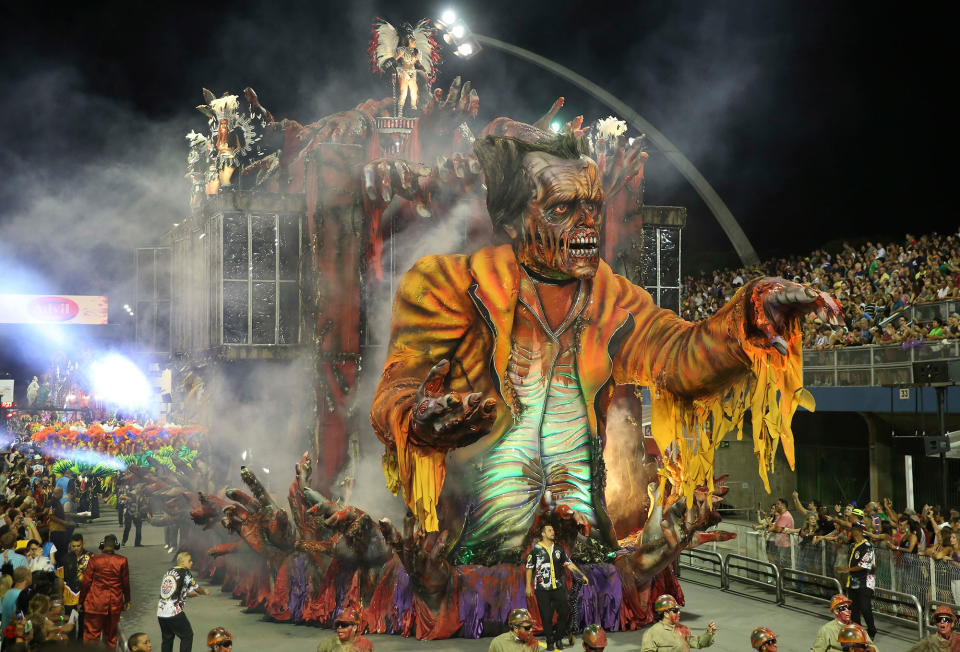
1, 448, 86, 648
681, 231, 960, 348
755, 491, 959, 559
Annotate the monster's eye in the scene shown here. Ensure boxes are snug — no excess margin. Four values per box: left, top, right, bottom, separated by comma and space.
549, 203, 572, 218
583, 202, 597, 213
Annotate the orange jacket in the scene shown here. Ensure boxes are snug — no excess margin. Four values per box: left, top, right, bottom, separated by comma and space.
371, 244, 801, 544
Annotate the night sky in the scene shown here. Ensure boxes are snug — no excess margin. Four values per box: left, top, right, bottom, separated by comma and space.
0, 0, 949, 292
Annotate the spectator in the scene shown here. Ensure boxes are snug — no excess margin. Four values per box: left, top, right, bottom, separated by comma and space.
1, 533, 27, 572
26, 593, 69, 644
24, 540, 53, 573
129, 632, 154, 652
157, 551, 209, 652
46, 487, 70, 567
1, 567, 31, 633
79, 533, 130, 649
770, 498, 794, 569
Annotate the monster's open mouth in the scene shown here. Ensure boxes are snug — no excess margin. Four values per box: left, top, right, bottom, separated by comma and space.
568, 234, 599, 258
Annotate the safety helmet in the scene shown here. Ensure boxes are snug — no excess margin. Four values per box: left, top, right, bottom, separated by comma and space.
508, 608, 534, 627
750, 627, 777, 649
206, 627, 232, 648
582, 624, 608, 647
830, 594, 853, 613
932, 604, 957, 625
654, 594, 679, 613
336, 606, 361, 625
837, 624, 868, 647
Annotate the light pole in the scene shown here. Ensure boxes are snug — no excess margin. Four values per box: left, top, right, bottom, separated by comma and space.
436, 15, 761, 268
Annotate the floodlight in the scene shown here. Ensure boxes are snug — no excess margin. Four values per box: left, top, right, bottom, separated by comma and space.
451, 23, 466, 39
440, 9, 456, 25
89, 353, 152, 409
456, 42, 474, 57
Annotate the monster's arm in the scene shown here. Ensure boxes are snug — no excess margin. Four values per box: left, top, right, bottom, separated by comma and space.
611, 275, 819, 500
370, 254, 478, 529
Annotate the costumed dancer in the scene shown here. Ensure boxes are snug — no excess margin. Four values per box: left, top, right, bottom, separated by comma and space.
489, 608, 538, 651
906, 605, 959, 652
79, 534, 130, 649
640, 594, 717, 652
369, 19, 439, 117
581, 625, 607, 651
750, 627, 778, 652
811, 594, 876, 652
525, 524, 589, 651
207, 627, 233, 652
315, 607, 373, 651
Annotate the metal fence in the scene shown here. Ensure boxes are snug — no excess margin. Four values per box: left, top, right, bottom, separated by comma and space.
803, 340, 960, 386
679, 522, 959, 639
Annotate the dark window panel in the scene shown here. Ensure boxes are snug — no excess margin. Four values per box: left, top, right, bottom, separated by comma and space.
156, 301, 171, 353
640, 227, 658, 288
137, 250, 155, 300
223, 214, 249, 280
659, 228, 680, 288
223, 281, 248, 344
137, 302, 156, 350
156, 249, 172, 301
278, 215, 299, 281
251, 214, 277, 281
278, 282, 299, 344
252, 281, 276, 344
659, 288, 680, 315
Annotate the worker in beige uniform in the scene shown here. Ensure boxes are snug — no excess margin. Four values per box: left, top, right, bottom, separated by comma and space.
489, 608, 538, 651
811, 594, 876, 652
906, 605, 960, 652
751, 627, 778, 652
640, 594, 717, 652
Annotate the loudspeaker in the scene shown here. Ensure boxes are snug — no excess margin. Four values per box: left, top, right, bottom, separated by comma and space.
914, 361, 951, 384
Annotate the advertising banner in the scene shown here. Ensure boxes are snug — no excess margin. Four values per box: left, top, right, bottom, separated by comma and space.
0, 294, 108, 325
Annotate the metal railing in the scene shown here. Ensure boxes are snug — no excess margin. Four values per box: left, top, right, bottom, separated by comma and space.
678, 549, 724, 587
682, 522, 955, 639
803, 340, 960, 386
723, 553, 783, 604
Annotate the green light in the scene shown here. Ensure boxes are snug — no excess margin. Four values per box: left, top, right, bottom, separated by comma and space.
550, 121, 561, 133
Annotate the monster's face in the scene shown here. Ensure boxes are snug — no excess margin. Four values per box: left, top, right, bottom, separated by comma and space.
506, 152, 603, 280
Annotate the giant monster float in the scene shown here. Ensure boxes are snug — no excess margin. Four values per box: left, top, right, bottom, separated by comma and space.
163, 18, 842, 642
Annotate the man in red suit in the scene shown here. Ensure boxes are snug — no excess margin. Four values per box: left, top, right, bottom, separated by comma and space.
80, 533, 130, 648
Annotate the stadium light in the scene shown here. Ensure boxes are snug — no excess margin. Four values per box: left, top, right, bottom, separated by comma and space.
436, 13, 481, 59
90, 353, 152, 409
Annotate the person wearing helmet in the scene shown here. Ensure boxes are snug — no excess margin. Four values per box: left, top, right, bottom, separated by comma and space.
906, 604, 960, 651
838, 624, 872, 650
811, 594, 876, 652
640, 594, 717, 652
206, 627, 232, 652
489, 608, 538, 651
581, 624, 607, 651
315, 607, 372, 651
750, 627, 777, 652
837, 520, 877, 639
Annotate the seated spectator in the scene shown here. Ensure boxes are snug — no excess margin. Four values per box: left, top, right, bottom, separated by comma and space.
27, 594, 69, 644
1, 567, 31, 632
24, 540, 54, 573
1, 532, 27, 572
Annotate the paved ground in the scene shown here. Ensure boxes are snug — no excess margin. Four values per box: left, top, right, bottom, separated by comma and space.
79, 509, 919, 651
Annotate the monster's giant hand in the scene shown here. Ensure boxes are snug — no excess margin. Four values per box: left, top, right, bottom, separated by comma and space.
750, 278, 842, 354
379, 514, 453, 611
361, 153, 484, 218
409, 359, 496, 450
418, 76, 479, 158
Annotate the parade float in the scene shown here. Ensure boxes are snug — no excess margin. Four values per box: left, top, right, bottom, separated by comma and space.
131, 17, 840, 641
